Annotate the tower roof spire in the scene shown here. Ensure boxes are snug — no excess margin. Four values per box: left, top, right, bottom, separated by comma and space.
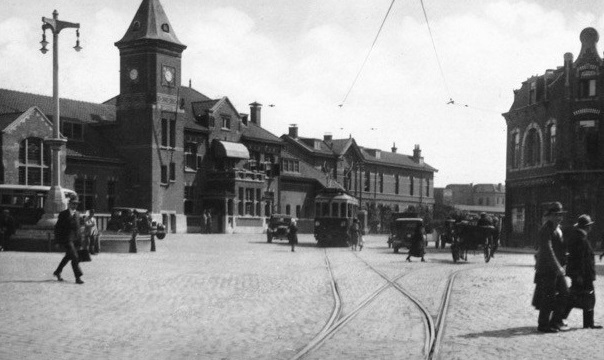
115, 0, 186, 50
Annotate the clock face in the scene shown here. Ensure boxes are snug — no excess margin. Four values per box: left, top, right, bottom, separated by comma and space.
129, 68, 138, 81
164, 68, 174, 83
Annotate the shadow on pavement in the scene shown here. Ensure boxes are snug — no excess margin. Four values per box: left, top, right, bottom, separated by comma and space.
460, 326, 579, 338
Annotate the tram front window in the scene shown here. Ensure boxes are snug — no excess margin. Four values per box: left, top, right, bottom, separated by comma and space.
331, 202, 339, 217
321, 202, 329, 217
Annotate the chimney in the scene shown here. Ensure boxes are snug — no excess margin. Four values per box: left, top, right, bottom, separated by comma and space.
413, 144, 424, 164
391, 142, 397, 153
289, 124, 298, 138
564, 52, 573, 87
498, 183, 502, 192
324, 133, 333, 143
249, 102, 262, 126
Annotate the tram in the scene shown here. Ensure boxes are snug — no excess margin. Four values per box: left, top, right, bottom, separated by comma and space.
313, 187, 360, 247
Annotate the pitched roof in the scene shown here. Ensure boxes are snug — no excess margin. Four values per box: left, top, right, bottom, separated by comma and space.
0, 112, 23, 131
282, 135, 334, 157
242, 122, 283, 144
473, 183, 505, 193
115, 0, 186, 49
359, 146, 437, 172
0, 88, 115, 123
178, 86, 212, 132
280, 149, 342, 189
329, 138, 353, 155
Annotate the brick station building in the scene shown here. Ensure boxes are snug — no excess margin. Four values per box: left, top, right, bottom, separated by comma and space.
503, 27, 604, 246
0, 0, 437, 235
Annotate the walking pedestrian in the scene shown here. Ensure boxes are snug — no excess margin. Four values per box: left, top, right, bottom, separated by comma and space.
349, 218, 361, 251
532, 202, 569, 332
202, 210, 208, 234
406, 222, 426, 262
0, 209, 16, 251
53, 194, 84, 284
563, 214, 602, 329
288, 218, 298, 252
205, 209, 212, 234
85, 209, 99, 254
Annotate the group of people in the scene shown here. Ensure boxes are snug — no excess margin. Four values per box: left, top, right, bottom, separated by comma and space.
532, 201, 602, 332
349, 218, 364, 251
53, 194, 99, 285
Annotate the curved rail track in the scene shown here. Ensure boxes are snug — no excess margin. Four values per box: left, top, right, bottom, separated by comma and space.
291, 248, 485, 360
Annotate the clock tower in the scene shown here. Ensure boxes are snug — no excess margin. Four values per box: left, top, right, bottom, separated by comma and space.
112, 0, 187, 220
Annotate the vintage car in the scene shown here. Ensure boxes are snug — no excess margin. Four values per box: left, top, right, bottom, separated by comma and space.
388, 216, 426, 253
106, 207, 166, 239
266, 214, 293, 243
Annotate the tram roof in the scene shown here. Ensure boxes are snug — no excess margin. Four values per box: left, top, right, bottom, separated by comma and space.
315, 192, 359, 205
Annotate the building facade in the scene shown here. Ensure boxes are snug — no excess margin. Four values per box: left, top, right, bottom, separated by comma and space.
503, 27, 604, 246
281, 125, 437, 232
0, 0, 283, 234
0, 0, 438, 235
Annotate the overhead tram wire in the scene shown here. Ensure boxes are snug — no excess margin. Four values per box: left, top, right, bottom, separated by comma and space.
419, 0, 450, 99
420, 0, 504, 114
339, 0, 397, 108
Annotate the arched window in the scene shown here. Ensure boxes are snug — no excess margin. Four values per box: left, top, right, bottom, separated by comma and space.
524, 128, 541, 166
18, 137, 50, 185
510, 131, 520, 169
545, 123, 556, 163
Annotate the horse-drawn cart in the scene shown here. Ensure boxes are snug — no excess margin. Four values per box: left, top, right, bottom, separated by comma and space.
451, 220, 496, 263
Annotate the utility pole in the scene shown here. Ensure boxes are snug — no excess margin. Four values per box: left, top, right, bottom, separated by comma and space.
37, 10, 81, 228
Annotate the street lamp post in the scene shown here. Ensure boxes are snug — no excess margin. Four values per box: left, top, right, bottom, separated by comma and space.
36, 10, 82, 228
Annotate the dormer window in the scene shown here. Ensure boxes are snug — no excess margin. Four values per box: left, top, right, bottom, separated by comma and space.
529, 81, 537, 104
221, 115, 231, 130
161, 23, 170, 33
314, 141, 321, 150
132, 21, 141, 31
61, 121, 83, 141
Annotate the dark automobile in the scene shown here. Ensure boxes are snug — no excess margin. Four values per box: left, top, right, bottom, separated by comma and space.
106, 207, 166, 239
389, 217, 426, 253
267, 214, 292, 243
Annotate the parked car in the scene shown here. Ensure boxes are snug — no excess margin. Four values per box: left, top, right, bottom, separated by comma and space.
106, 207, 166, 239
388, 216, 426, 253
267, 214, 293, 243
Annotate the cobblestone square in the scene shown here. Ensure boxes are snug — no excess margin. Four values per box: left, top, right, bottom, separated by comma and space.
1, 234, 604, 360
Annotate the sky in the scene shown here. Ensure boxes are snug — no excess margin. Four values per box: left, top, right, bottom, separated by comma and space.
2, 0, 604, 187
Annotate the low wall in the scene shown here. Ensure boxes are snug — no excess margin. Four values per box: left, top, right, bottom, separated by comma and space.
7, 228, 153, 253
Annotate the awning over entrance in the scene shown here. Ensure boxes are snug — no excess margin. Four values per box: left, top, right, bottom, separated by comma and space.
213, 140, 250, 159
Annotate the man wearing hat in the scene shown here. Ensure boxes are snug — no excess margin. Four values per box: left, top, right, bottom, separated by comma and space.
532, 202, 569, 332
53, 194, 84, 284
563, 214, 602, 329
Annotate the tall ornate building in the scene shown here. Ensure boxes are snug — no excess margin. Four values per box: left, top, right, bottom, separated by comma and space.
503, 27, 604, 246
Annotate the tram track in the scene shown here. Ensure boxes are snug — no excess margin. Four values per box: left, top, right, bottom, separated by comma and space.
290, 248, 485, 360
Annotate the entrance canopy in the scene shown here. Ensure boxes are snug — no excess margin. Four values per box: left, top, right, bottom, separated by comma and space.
213, 140, 250, 159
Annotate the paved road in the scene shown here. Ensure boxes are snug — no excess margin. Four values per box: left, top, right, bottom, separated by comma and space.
1, 234, 604, 359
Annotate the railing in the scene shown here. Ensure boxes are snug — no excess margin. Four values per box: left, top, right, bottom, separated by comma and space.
207, 168, 266, 182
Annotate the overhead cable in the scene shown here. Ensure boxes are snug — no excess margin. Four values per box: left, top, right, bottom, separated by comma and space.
339, 0, 397, 107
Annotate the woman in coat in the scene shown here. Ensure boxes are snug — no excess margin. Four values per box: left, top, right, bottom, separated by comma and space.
349, 218, 361, 251
406, 222, 426, 262
288, 218, 298, 252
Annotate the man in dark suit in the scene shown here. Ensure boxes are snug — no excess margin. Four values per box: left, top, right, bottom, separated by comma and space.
532, 202, 569, 333
53, 194, 84, 284
563, 214, 602, 329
